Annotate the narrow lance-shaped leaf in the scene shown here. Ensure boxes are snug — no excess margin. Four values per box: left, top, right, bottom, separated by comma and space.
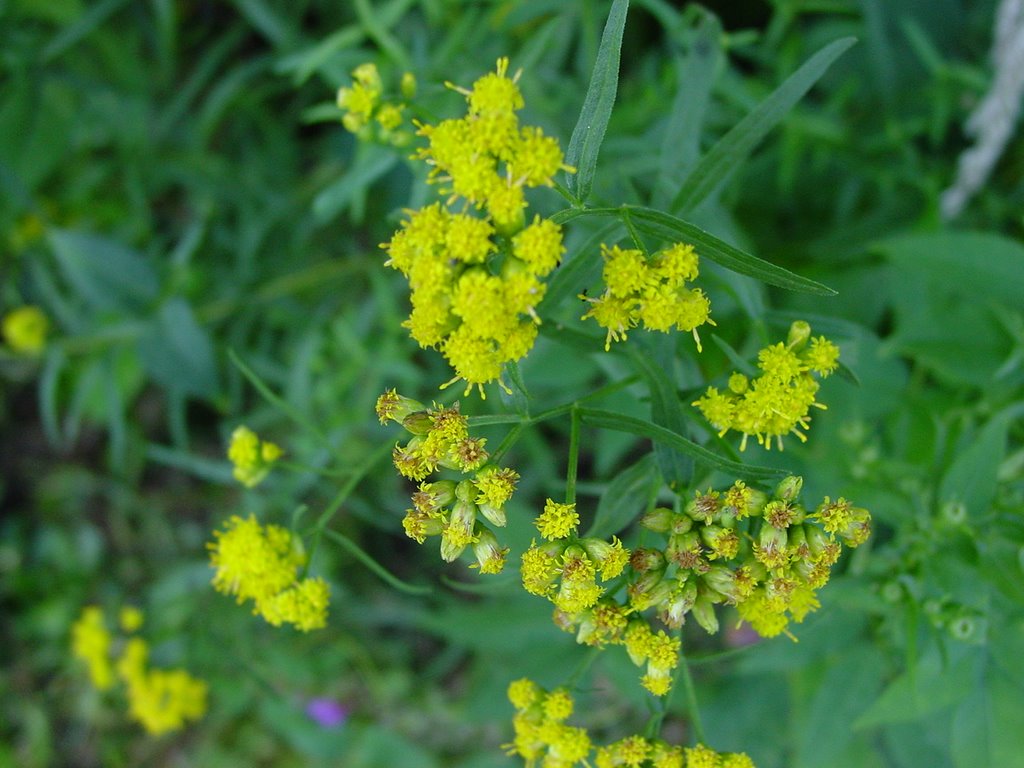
578, 408, 788, 479
551, 206, 835, 295
565, 0, 629, 202
670, 37, 856, 214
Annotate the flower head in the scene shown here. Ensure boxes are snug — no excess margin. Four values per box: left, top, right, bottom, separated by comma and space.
2, 305, 49, 354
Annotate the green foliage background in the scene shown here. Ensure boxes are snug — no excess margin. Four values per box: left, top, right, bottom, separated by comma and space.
2, 0, 1023, 766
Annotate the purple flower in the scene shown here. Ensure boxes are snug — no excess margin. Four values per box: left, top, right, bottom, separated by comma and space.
305, 697, 349, 728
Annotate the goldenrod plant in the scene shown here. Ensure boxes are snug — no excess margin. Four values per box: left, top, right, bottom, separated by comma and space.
5, 2, 1023, 766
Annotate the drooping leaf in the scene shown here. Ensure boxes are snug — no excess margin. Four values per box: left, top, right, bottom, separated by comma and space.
585, 453, 659, 539
565, 0, 629, 202
670, 37, 857, 214
578, 408, 788, 479
48, 229, 159, 313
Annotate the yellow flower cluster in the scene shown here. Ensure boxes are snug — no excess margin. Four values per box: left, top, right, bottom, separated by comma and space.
117, 637, 208, 735
378, 389, 519, 572
693, 321, 840, 451
71, 606, 115, 690
227, 425, 283, 488
520, 499, 630, 614
582, 243, 713, 351
506, 678, 756, 768
628, 475, 870, 640
336, 62, 416, 145
382, 57, 571, 396
208, 515, 329, 631
2, 305, 49, 354
70, 605, 207, 735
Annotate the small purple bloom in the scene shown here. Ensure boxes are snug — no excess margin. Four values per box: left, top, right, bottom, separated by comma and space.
305, 697, 349, 728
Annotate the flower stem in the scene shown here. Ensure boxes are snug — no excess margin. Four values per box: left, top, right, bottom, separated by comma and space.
566, 404, 582, 504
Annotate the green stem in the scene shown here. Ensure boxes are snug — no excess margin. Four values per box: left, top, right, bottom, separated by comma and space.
491, 422, 525, 464
276, 460, 352, 479
303, 440, 393, 572
565, 645, 602, 689
322, 528, 433, 596
228, 348, 331, 447
679, 648, 707, 743
620, 208, 648, 254
566, 405, 581, 504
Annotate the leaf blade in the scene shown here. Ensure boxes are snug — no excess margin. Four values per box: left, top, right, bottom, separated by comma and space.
565, 0, 630, 202
670, 37, 856, 214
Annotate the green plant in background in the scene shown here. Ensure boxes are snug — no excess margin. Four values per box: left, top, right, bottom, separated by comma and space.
3, 1, 1023, 767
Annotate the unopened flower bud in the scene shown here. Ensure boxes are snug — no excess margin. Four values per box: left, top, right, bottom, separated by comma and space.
703, 565, 739, 603
691, 593, 719, 635
640, 507, 674, 533
658, 579, 697, 629
775, 475, 803, 502
400, 71, 417, 99
375, 390, 425, 425
629, 547, 665, 573
402, 411, 434, 435
471, 526, 508, 574
754, 525, 789, 570
787, 320, 811, 350
666, 531, 707, 572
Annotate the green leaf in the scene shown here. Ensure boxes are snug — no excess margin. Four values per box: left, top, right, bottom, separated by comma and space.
137, 299, 219, 400
48, 229, 159, 313
854, 646, 979, 730
313, 147, 398, 224
565, 0, 629, 202
670, 36, 857, 214
628, 341, 693, 488
952, 666, 1024, 768
585, 453, 659, 539
939, 409, 1015, 520
555, 206, 834, 295
578, 408, 788, 479
875, 230, 1024, 308
654, 13, 723, 208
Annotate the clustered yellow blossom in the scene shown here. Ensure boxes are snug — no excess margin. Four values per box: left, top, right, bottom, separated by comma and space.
520, 499, 630, 614
506, 678, 756, 768
336, 62, 416, 145
693, 321, 840, 451
70, 605, 207, 735
378, 389, 518, 572
582, 242, 713, 351
2, 305, 49, 354
71, 606, 115, 690
625, 475, 870, 640
208, 515, 330, 631
227, 425, 283, 488
382, 58, 572, 396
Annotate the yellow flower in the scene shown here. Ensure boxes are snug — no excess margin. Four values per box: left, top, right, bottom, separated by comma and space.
536, 499, 579, 540
227, 426, 282, 488
582, 242, 712, 351
207, 515, 329, 631
2, 305, 49, 354
71, 606, 114, 690
693, 321, 839, 450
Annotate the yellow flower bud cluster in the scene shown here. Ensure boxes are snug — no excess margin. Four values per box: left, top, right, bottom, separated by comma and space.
2, 305, 49, 354
336, 62, 415, 145
382, 58, 571, 396
71, 605, 207, 735
506, 678, 757, 767
693, 321, 840, 451
630, 476, 869, 640
207, 515, 330, 631
520, 499, 630, 614
581, 242, 713, 351
378, 389, 519, 573
227, 425, 283, 488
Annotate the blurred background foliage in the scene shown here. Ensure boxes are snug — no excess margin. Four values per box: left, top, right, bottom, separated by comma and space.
1, 0, 1022, 766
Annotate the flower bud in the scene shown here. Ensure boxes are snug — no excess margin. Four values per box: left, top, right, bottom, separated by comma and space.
774, 475, 803, 502
658, 579, 697, 629
691, 593, 719, 635
754, 525, 789, 570
685, 490, 722, 524
640, 507, 674, 533
703, 564, 739, 603
629, 547, 665, 573
666, 531, 707, 573
402, 411, 434, 435
787, 320, 811, 350
375, 390, 425, 425
471, 526, 508, 574
400, 71, 417, 99
440, 500, 477, 562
